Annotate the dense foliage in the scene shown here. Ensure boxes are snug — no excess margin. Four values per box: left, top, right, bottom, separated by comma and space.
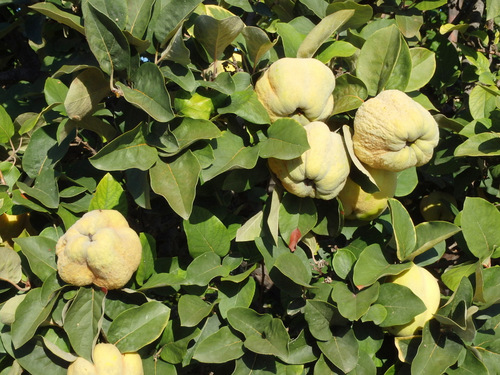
1, 0, 500, 374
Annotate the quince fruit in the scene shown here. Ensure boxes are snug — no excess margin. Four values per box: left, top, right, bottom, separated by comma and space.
338, 166, 397, 221
255, 57, 335, 123
0, 213, 28, 243
268, 121, 350, 200
386, 263, 441, 337
67, 343, 143, 375
353, 90, 439, 172
420, 191, 457, 221
56, 210, 142, 290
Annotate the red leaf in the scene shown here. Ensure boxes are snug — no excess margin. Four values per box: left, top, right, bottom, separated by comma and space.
288, 228, 301, 252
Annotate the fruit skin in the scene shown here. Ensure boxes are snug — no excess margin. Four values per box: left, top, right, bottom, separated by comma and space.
386, 263, 441, 337
268, 121, 350, 200
255, 57, 335, 123
67, 343, 143, 375
338, 166, 397, 221
0, 213, 28, 243
56, 210, 142, 290
352, 90, 439, 172
420, 191, 457, 221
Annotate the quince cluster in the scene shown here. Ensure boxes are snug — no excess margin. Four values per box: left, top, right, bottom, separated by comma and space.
255, 57, 439, 221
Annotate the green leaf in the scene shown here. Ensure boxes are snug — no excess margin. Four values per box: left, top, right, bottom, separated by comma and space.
487, 0, 500, 20
273, 252, 312, 288
11, 337, 67, 375
88, 173, 127, 213
64, 68, 110, 120
331, 74, 368, 115
150, 150, 201, 220
326, 1, 373, 30
63, 287, 105, 361
193, 326, 245, 363
441, 262, 477, 292
461, 197, 500, 261
126, 0, 155, 38
259, 119, 310, 159
218, 278, 256, 319
16, 169, 60, 209
299, 0, 328, 17
178, 295, 212, 327
411, 221, 461, 261
332, 248, 356, 279
29, 2, 84, 34
296, 9, 354, 58
317, 328, 359, 373
469, 85, 499, 120
183, 206, 231, 258
244, 318, 290, 359
304, 299, 345, 341
185, 252, 229, 286
227, 307, 272, 339
278, 194, 317, 247
353, 243, 412, 288
116, 63, 174, 122
395, 167, 418, 197
168, 117, 221, 152
43, 78, 68, 113
356, 24, 411, 96
406, 48, 436, 92
241, 26, 276, 67
201, 130, 259, 182
15, 236, 57, 282
276, 21, 308, 58
107, 301, 171, 352
316, 40, 358, 63
90, 123, 158, 171
135, 233, 156, 286
82, 1, 130, 75
376, 283, 427, 327
153, 0, 203, 46
446, 347, 489, 375
331, 282, 380, 321
411, 322, 464, 375
455, 133, 500, 157
388, 198, 417, 261
217, 88, 271, 125
11, 288, 59, 349
235, 211, 264, 242
0, 246, 22, 285
194, 15, 244, 60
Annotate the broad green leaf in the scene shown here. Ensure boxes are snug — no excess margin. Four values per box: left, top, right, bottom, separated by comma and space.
455, 133, 500, 157
170, 117, 222, 152
232, 352, 278, 374
487, 0, 500, 20
461, 197, 500, 261
304, 300, 345, 341
65, 117, 117, 142
160, 25, 191, 66
194, 15, 244, 60
482, 266, 500, 307
135, 233, 156, 286
410, 221, 461, 261
332, 248, 356, 279
296, 9, 354, 58
406, 48, 436, 92
299, 0, 328, 17
259, 118, 309, 159
281, 329, 318, 365
185, 251, 229, 285
314, 354, 337, 374
201, 130, 259, 182
441, 262, 477, 292
153, 0, 203, 45
15, 236, 57, 282
273, 252, 312, 288
11, 338, 66, 375
82, 1, 130, 75
411, 322, 464, 375
331, 282, 380, 321
178, 295, 212, 327
395, 167, 418, 197
316, 40, 358, 63
356, 24, 411, 96
0, 246, 22, 285
64, 287, 105, 361
86, 0, 128, 29
244, 318, 290, 359
43, 78, 68, 113
235, 211, 264, 242
388, 198, 417, 261
332, 74, 368, 115
88, 173, 127, 213
126, 0, 155, 38
138, 271, 186, 291
64, 68, 109, 120
353, 243, 412, 288
376, 283, 427, 327
116, 63, 174, 122
193, 326, 244, 363
108, 301, 171, 352
150, 150, 201, 220
227, 307, 272, 339
29, 2, 84, 34
469, 85, 499, 120
90, 123, 158, 171
218, 278, 256, 319
317, 328, 359, 373
183, 206, 231, 258
16, 168, 60, 209
446, 347, 489, 375
241, 26, 276, 67
276, 21, 307, 58
11, 288, 59, 349
395, 13, 424, 38
278, 194, 317, 247
326, 1, 373, 30
218, 88, 271, 125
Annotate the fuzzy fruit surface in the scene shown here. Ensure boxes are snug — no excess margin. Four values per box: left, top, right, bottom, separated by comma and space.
67, 343, 143, 375
255, 57, 335, 123
56, 209, 142, 290
0, 213, 28, 243
338, 166, 397, 221
268, 121, 350, 200
386, 263, 441, 337
420, 190, 457, 221
353, 90, 439, 172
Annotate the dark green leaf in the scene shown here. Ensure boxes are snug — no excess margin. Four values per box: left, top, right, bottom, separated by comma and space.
178, 295, 212, 327
194, 15, 244, 60
317, 328, 359, 373
331, 282, 380, 321
193, 326, 244, 363
15, 236, 57, 282
376, 283, 427, 327
218, 88, 271, 125
185, 252, 229, 286
259, 119, 310, 159
29, 2, 84, 34
388, 198, 417, 261
278, 194, 317, 247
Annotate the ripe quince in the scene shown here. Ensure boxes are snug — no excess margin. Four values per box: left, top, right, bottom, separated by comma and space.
0, 213, 28, 243
352, 90, 439, 172
338, 165, 397, 221
268, 121, 350, 200
420, 191, 457, 221
67, 343, 143, 375
56, 210, 142, 290
386, 263, 441, 337
255, 57, 335, 123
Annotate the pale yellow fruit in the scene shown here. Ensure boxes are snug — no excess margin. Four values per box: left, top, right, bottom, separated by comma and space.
353, 90, 439, 172
56, 210, 142, 290
338, 166, 397, 221
93, 343, 124, 375
268, 121, 350, 200
386, 263, 441, 337
420, 191, 457, 221
67, 357, 98, 375
0, 213, 28, 243
255, 57, 335, 123
123, 353, 144, 375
